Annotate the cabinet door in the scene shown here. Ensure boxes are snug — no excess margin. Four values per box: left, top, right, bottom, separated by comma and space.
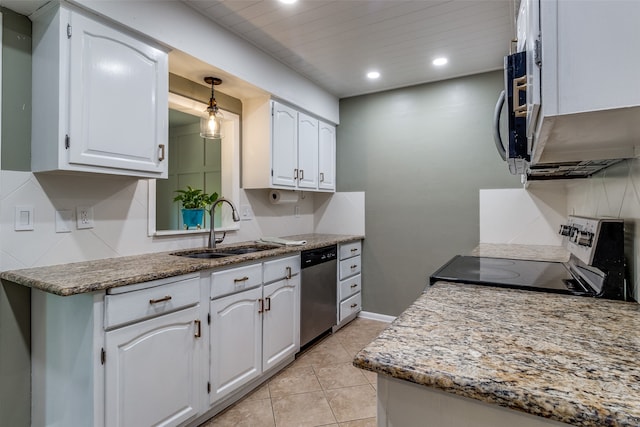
104, 306, 201, 427
297, 113, 319, 189
318, 121, 336, 191
262, 276, 300, 372
68, 11, 168, 175
210, 287, 263, 404
271, 101, 298, 187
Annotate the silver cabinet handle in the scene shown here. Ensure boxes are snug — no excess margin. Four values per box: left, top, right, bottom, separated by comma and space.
285, 266, 292, 279
265, 297, 271, 311
299, 169, 304, 180
294, 169, 298, 179
258, 298, 264, 314
158, 144, 166, 161
194, 320, 201, 338
493, 90, 507, 161
320, 172, 325, 182
149, 295, 172, 304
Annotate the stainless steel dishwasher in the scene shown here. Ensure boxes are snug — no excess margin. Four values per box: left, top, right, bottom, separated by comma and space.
300, 245, 337, 347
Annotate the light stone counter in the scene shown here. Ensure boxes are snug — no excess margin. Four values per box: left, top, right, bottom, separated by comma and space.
0, 233, 362, 296
354, 282, 640, 426
470, 243, 570, 262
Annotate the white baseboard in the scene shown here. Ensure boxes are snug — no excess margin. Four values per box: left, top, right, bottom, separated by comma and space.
358, 311, 396, 323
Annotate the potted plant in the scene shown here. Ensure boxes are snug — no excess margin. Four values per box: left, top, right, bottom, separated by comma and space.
173, 186, 219, 229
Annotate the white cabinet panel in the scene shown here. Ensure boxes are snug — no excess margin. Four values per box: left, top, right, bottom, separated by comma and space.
210, 263, 263, 299
271, 102, 298, 187
339, 292, 362, 323
339, 241, 362, 259
31, 4, 168, 178
210, 286, 263, 404
104, 305, 201, 427
263, 276, 300, 372
297, 112, 319, 189
263, 255, 301, 284
339, 274, 361, 301
339, 255, 362, 280
318, 121, 336, 191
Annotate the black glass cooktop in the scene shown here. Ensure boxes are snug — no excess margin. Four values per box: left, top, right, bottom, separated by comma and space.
429, 255, 592, 296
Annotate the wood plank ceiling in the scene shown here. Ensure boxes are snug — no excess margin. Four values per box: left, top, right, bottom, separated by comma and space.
183, 0, 516, 98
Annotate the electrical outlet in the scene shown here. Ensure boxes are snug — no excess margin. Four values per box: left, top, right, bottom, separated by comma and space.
76, 206, 94, 229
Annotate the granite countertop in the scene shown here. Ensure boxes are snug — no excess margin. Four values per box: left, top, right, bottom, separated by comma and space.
470, 243, 570, 262
354, 282, 640, 426
0, 233, 362, 296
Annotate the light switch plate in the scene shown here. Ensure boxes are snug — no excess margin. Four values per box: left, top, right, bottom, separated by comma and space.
55, 210, 73, 233
240, 204, 254, 221
15, 206, 34, 231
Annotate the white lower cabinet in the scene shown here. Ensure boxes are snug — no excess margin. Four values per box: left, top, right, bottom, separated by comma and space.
209, 256, 300, 405
337, 241, 363, 327
104, 305, 202, 427
209, 286, 263, 403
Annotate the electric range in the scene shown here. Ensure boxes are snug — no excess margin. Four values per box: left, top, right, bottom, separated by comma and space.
430, 216, 628, 300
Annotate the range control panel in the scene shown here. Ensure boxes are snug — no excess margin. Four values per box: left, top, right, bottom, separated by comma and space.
559, 216, 623, 265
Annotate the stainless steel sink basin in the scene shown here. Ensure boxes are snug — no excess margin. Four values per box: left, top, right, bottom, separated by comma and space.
171, 244, 281, 259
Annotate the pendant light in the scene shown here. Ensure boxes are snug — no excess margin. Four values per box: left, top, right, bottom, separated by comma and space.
200, 76, 224, 139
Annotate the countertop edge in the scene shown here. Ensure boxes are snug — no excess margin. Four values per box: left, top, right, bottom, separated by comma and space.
1, 234, 364, 296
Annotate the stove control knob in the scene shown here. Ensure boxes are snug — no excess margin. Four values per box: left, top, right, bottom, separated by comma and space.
576, 231, 594, 247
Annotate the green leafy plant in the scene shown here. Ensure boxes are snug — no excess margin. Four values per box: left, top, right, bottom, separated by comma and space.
173, 186, 219, 210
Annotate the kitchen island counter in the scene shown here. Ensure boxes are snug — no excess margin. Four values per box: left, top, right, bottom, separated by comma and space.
0, 233, 362, 296
353, 281, 640, 426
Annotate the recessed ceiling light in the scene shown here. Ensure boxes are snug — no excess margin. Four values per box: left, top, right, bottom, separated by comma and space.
367, 71, 380, 79
433, 57, 448, 66
279, 0, 298, 4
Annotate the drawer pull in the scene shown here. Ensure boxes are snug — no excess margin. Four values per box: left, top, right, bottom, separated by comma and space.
265, 297, 271, 312
320, 172, 325, 182
258, 298, 264, 314
234, 276, 249, 283
149, 295, 172, 305
194, 320, 201, 338
350, 248, 358, 252
158, 144, 166, 161
350, 303, 358, 308
285, 266, 292, 280
350, 264, 358, 269
350, 283, 359, 289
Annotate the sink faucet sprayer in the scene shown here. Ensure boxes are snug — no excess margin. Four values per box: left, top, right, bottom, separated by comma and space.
209, 198, 241, 248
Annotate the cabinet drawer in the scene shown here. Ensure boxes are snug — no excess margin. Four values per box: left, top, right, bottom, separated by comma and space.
211, 263, 263, 299
339, 241, 362, 259
340, 292, 361, 323
263, 255, 301, 284
104, 276, 199, 329
340, 274, 361, 301
339, 256, 361, 280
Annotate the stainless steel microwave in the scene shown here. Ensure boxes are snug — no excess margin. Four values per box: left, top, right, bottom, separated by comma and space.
493, 51, 529, 175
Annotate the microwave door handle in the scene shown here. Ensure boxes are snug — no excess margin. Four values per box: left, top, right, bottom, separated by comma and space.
493, 90, 507, 161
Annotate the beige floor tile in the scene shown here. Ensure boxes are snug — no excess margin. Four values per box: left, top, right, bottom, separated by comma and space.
268, 364, 322, 397
339, 417, 377, 427
297, 337, 353, 367
208, 398, 275, 427
272, 391, 337, 427
360, 369, 377, 385
315, 362, 369, 390
245, 381, 271, 401
325, 385, 377, 423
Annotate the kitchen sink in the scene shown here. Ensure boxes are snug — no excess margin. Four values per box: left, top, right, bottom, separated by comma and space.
171, 244, 281, 259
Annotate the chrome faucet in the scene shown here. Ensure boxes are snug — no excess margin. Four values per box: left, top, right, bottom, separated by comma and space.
209, 198, 241, 249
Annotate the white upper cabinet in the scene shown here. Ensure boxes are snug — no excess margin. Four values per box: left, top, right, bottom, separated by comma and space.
318, 121, 336, 191
271, 102, 298, 187
520, 0, 640, 164
31, 4, 169, 178
297, 112, 319, 189
243, 98, 336, 192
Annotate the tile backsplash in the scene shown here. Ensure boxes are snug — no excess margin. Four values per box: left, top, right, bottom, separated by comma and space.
0, 171, 364, 271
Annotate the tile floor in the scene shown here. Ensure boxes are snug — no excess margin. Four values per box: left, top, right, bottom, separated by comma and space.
199, 317, 389, 427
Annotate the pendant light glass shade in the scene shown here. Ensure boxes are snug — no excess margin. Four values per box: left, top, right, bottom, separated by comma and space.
200, 77, 224, 139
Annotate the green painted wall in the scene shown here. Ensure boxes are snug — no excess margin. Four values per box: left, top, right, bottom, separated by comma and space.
1, 7, 31, 171
337, 71, 520, 316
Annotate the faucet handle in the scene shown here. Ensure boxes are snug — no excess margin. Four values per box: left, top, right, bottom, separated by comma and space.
214, 231, 227, 244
